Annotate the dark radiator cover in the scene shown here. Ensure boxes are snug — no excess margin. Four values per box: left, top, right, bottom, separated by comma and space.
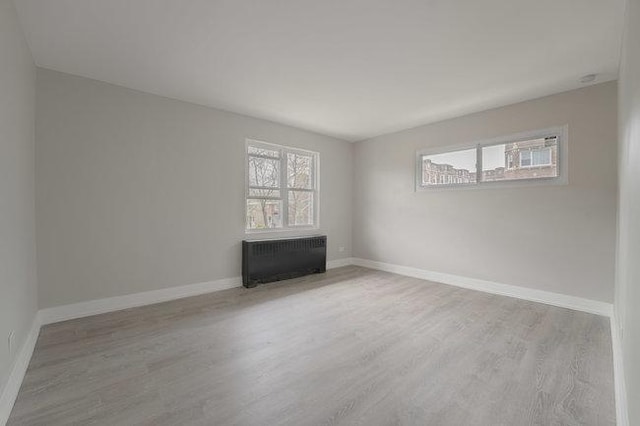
242, 235, 327, 288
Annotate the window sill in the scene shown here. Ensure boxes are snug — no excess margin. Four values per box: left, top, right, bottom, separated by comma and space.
244, 227, 322, 240
416, 175, 568, 192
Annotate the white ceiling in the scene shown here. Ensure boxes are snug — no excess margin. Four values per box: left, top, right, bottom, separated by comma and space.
14, 0, 625, 141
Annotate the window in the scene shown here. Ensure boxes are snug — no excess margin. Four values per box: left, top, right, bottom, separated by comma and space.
519, 148, 551, 167
416, 127, 566, 189
246, 140, 318, 231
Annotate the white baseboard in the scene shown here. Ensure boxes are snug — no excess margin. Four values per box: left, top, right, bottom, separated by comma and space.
351, 258, 613, 317
39, 276, 243, 325
327, 257, 355, 269
611, 312, 629, 426
0, 314, 41, 426
39, 257, 356, 326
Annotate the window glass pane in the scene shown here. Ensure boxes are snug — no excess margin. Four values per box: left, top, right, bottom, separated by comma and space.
288, 191, 313, 226
481, 144, 508, 181
248, 188, 280, 198
520, 150, 532, 167
248, 145, 280, 158
532, 149, 551, 165
246, 199, 282, 229
482, 136, 558, 181
421, 148, 477, 186
248, 156, 280, 188
287, 153, 313, 189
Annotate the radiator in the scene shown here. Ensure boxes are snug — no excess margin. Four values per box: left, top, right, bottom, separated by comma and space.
242, 235, 327, 288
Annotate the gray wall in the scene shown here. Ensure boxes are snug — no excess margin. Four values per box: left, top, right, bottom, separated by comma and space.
616, 0, 640, 422
0, 0, 37, 401
353, 82, 617, 303
36, 69, 353, 308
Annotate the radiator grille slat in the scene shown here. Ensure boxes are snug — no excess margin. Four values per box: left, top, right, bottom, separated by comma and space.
250, 237, 326, 258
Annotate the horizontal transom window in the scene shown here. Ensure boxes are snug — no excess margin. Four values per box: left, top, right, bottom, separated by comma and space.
416, 127, 566, 190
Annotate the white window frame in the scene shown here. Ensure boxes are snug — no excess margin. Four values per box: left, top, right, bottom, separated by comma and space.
415, 125, 568, 191
245, 139, 319, 233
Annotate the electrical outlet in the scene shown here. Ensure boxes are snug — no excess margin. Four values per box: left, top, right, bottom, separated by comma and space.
8, 331, 15, 355
338, 246, 345, 253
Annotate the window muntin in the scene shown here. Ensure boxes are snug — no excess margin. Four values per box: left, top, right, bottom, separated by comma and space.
246, 140, 318, 231
417, 128, 563, 189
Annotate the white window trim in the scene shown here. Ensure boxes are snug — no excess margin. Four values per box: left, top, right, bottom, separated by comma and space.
245, 139, 320, 234
415, 125, 568, 192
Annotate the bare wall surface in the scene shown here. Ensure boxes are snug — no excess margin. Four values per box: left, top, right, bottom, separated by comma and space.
0, 0, 37, 399
353, 83, 617, 303
616, 0, 640, 422
36, 69, 353, 308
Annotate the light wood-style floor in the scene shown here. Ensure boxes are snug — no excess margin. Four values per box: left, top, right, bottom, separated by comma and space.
8, 266, 615, 425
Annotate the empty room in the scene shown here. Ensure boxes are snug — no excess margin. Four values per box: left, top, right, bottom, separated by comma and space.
1, 0, 639, 425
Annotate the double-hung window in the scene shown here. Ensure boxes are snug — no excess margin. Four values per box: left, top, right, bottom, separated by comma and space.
246, 140, 319, 231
